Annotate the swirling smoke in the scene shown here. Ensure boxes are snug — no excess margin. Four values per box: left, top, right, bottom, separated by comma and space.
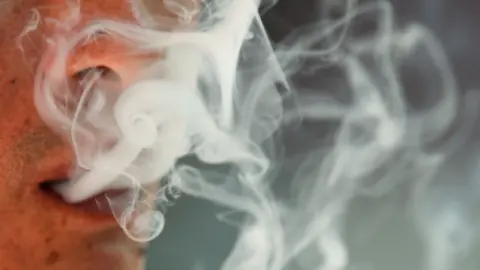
32, 0, 480, 269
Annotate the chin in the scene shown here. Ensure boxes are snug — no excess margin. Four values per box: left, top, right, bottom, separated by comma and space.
67, 231, 147, 270
39, 238, 145, 270
0, 224, 146, 270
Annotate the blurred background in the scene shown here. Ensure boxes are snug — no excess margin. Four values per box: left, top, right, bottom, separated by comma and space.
145, 0, 480, 269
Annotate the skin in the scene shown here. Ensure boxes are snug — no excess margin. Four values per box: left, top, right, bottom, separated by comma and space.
0, 0, 182, 269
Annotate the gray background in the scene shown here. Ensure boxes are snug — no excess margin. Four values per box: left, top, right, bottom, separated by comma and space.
146, 0, 480, 269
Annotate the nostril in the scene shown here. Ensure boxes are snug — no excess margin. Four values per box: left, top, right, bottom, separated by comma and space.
72, 66, 100, 82
68, 65, 123, 113
72, 65, 121, 84
71, 65, 123, 95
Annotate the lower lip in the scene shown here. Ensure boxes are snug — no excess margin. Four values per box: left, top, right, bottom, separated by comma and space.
42, 182, 131, 217
73, 189, 132, 214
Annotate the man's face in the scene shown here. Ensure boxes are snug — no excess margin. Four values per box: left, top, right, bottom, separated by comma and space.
0, 0, 174, 269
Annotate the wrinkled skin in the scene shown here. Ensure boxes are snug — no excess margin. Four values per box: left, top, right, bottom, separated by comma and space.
0, 0, 176, 269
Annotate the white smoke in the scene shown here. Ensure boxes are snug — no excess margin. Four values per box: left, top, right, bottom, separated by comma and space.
31, 0, 479, 269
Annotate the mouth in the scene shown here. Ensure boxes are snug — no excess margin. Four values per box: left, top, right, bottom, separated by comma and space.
39, 178, 131, 215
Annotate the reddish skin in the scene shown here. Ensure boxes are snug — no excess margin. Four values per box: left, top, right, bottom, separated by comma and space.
0, 0, 177, 269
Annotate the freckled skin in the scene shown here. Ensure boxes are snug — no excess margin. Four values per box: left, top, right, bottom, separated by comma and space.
0, 0, 177, 269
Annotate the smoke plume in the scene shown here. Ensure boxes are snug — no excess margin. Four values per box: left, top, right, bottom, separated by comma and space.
31, 0, 479, 269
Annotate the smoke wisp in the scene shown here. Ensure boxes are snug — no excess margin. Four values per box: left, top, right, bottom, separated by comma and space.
31, 0, 480, 269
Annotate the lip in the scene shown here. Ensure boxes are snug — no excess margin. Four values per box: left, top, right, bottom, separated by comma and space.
34, 152, 159, 234
68, 187, 132, 214
33, 161, 147, 269
35, 157, 126, 226
39, 181, 124, 224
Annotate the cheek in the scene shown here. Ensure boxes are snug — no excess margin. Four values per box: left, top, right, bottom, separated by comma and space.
0, 125, 67, 192
0, 59, 70, 198
0, 70, 43, 153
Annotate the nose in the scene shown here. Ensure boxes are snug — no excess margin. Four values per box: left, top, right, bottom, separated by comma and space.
36, 31, 164, 213
67, 36, 162, 89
